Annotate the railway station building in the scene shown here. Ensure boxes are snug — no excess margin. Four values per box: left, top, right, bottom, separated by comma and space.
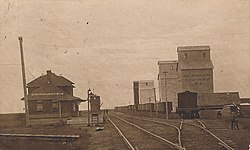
21, 70, 84, 125
133, 80, 156, 106
158, 45, 214, 111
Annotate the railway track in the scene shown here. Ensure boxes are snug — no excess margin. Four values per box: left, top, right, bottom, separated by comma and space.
198, 119, 240, 150
112, 112, 236, 150
107, 114, 184, 150
179, 119, 231, 150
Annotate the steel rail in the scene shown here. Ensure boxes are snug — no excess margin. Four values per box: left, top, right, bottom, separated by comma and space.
167, 119, 234, 150
114, 112, 234, 150
111, 112, 183, 148
145, 118, 234, 150
110, 113, 184, 150
169, 119, 234, 150
195, 119, 234, 150
106, 114, 135, 150
180, 119, 183, 130
195, 119, 206, 128
126, 115, 183, 148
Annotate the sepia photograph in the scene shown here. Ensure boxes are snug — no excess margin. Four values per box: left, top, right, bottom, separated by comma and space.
0, 0, 249, 149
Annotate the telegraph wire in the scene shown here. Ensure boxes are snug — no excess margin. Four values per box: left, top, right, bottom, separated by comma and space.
25, 67, 36, 79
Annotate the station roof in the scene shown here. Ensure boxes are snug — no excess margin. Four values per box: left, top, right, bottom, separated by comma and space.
27, 70, 74, 87
22, 85, 83, 101
179, 60, 213, 70
177, 46, 210, 52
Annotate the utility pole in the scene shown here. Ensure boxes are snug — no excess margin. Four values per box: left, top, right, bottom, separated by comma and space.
18, 36, 29, 126
153, 87, 158, 117
163, 71, 169, 120
149, 97, 152, 117
87, 88, 91, 126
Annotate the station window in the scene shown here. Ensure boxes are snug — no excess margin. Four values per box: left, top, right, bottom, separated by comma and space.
37, 100, 43, 112
184, 53, 187, 58
203, 52, 206, 58
52, 100, 59, 112
146, 82, 148, 86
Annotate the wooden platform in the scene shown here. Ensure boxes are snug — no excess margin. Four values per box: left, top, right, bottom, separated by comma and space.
0, 133, 80, 139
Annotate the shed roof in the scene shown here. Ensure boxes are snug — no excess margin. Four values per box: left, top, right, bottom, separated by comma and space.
179, 60, 213, 70
177, 46, 210, 52
158, 60, 178, 65
27, 70, 74, 87
138, 80, 154, 83
197, 92, 240, 106
22, 85, 83, 101
240, 98, 250, 103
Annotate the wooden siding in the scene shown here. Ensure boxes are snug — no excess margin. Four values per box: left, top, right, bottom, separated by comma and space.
28, 100, 78, 119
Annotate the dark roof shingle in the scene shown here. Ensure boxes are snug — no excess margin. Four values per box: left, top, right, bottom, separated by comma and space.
197, 92, 240, 106
27, 70, 74, 87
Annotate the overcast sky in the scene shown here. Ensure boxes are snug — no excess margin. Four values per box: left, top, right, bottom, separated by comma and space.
0, 0, 249, 113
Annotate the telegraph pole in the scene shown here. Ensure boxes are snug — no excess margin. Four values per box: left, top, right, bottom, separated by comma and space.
18, 36, 29, 126
87, 88, 91, 126
163, 71, 169, 120
149, 97, 152, 117
153, 87, 158, 117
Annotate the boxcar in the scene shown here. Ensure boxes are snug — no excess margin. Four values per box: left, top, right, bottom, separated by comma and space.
176, 91, 200, 119
145, 103, 154, 111
155, 102, 172, 113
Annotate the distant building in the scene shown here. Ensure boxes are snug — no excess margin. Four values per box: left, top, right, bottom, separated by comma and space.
177, 46, 214, 93
158, 60, 180, 111
133, 80, 156, 106
197, 92, 240, 109
239, 98, 250, 117
158, 45, 214, 111
240, 98, 250, 103
21, 70, 84, 125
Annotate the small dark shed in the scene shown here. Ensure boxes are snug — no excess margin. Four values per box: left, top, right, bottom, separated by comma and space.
90, 95, 101, 113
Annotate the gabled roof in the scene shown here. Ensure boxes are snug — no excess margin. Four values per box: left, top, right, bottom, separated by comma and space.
27, 70, 74, 87
22, 85, 83, 101
179, 60, 213, 70
177, 46, 210, 52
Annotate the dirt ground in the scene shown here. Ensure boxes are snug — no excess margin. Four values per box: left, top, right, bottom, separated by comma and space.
86, 118, 127, 150
1, 112, 250, 150
0, 113, 127, 150
230, 118, 250, 150
0, 113, 87, 150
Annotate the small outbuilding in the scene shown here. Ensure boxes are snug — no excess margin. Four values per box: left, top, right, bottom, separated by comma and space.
90, 94, 101, 113
197, 92, 241, 109
89, 94, 103, 124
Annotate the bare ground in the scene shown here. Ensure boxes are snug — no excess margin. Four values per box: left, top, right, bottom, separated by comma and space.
0, 113, 127, 150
